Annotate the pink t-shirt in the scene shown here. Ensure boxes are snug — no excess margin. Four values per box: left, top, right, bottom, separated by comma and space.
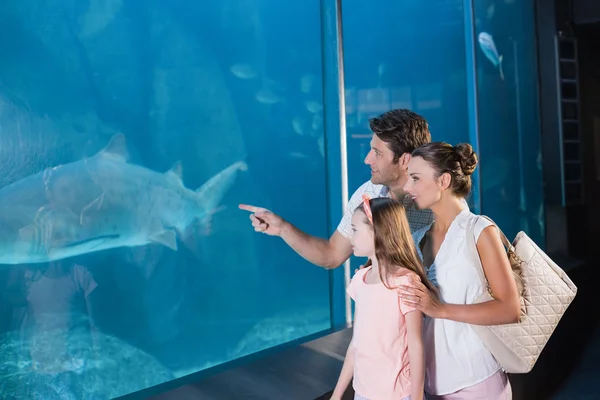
347, 266, 418, 400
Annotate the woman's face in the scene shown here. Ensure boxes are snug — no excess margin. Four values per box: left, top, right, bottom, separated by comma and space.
350, 210, 374, 258
403, 156, 444, 210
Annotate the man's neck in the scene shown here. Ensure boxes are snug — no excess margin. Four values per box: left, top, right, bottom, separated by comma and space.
386, 178, 408, 202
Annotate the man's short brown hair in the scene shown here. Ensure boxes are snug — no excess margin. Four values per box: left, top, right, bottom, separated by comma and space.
369, 109, 432, 162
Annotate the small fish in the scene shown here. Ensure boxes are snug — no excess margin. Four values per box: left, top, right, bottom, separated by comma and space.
300, 74, 315, 94
478, 32, 504, 81
256, 89, 282, 104
311, 114, 322, 130
292, 116, 304, 135
377, 63, 386, 87
317, 135, 324, 158
289, 152, 309, 160
230, 64, 258, 79
486, 4, 495, 19
306, 101, 322, 113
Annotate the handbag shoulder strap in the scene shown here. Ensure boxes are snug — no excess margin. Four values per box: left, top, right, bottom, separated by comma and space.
466, 214, 518, 293
465, 215, 488, 288
476, 215, 515, 253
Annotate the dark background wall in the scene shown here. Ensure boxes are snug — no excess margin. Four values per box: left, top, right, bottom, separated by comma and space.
573, 0, 600, 24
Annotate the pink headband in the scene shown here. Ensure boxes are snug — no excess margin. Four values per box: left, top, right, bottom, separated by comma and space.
361, 194, 373, 224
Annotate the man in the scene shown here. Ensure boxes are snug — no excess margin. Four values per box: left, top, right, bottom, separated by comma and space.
239, 109, 434, 270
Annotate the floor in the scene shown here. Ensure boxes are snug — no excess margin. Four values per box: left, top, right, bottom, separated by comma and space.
509, 260, 600, 400
119, 260, 598, 400
552, 324, 600, 400
121, 329, 352, 400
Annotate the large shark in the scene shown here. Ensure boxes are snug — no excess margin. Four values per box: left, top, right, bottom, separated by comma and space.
0, 133, 247, 264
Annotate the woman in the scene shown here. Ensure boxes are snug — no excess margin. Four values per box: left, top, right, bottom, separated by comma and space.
398, 142, 520, 399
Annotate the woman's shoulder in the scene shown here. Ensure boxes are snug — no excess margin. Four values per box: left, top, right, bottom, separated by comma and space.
452, 209, 492, 233
470, 214, 497, 241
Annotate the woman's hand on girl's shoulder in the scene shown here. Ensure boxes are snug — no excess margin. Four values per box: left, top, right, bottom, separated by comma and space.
392, 269, 420, 284
397, 276, 444, 318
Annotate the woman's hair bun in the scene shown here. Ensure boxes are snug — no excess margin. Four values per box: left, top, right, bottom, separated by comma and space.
454, 143, 478, 176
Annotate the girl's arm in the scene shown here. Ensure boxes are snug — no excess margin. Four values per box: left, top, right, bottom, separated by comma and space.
399, 226, 521, 325
405, 310, 425, 400
331, 308, 357, 400
331, 338, 355, 400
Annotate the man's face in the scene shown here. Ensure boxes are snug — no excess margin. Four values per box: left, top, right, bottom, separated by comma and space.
363, 134, 404, 186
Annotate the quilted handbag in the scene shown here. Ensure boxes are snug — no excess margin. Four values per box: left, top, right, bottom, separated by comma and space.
465, 215, 578, 374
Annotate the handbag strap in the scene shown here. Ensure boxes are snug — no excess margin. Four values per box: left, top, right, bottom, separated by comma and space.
465, 216, 488, 290
465, 214, 517, 296
475, 215, 516, 254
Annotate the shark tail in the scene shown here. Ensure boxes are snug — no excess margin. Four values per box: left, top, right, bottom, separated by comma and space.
194, 160, 248, 207
186, 160, 248, 237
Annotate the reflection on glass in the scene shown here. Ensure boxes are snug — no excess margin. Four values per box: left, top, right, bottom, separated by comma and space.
0, 0, 330, 397
473, 0, 545, 245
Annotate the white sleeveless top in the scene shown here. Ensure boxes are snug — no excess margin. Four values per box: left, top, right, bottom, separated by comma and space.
412, 209, 500, 395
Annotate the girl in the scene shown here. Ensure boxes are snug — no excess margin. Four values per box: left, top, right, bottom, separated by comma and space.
331, 196, 436, 400
399, 142, 520, 399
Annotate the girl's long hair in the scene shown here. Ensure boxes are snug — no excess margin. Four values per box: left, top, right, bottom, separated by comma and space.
357, 197, 438, 295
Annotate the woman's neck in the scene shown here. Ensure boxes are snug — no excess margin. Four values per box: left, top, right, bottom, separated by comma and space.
430, 196, 467, 232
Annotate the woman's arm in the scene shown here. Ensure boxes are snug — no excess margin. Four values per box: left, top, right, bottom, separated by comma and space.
439, 225, 521, 324
405, 310, 425, 400
398, 226, 521, 325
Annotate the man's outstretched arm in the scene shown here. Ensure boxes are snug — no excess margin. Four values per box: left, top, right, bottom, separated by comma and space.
239, 204, 353, 269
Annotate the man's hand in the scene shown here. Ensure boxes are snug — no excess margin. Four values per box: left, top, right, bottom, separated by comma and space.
239, 204, 287, 236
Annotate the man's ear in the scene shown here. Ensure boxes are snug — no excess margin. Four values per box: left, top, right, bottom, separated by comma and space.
399, 152, 411, 169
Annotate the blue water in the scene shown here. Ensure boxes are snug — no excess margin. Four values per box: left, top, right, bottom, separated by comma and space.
343, 0, 544, 265
472, 0, 545, 246
0, 0, 543, 398
0, 0, 331, 398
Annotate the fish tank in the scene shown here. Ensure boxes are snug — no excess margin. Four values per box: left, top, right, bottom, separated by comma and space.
0, 0, 543, 398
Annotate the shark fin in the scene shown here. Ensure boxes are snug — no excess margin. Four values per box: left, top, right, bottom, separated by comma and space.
165, 161, 184, 186
195, 160, 247, 197
98, 133, 130, 162
149, 230, 178, 251
190, 205, 227, 236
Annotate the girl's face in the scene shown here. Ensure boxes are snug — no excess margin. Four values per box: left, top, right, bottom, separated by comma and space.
403, 156, 444, 210
350, 210, 374, 258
